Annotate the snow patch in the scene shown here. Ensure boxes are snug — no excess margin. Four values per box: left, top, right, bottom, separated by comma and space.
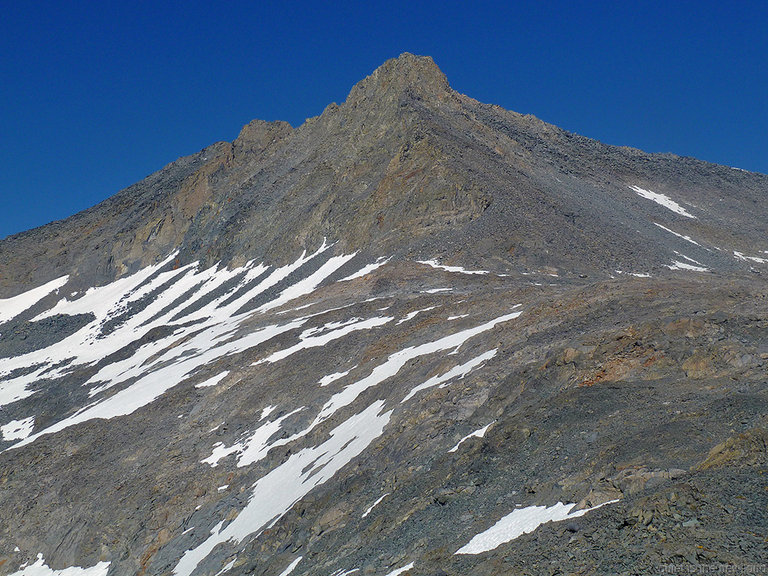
259, 406, 277, 421
734, 251, 768, 264
448, 422, 493, 453
7, 554, 109, 576
202, 407, 304, 468
447, 314, 469, 320
614, 270, 651, 279
277, 557, 302, 576
666, 251, 709, 272
456, 500, 618, 554
667, 252, 709, 272
339, 257, 390, 282
256, 248, 354, 313
362, 493, 390, 518
629, 185, 696, 218
654, 223, 703, 247
214, 559, 236, 576
417, 260, 489, 275
396, 306, 436, 325
254, 317, 392, 365
1, 416, 35, 441
0, 276, 69, 325
667, 261, 709, 272
319, 369, 354, 387
401, 350, 497, 403
10, 317, 306, 449
195, 371, 230, 389
383, 563, 414, 576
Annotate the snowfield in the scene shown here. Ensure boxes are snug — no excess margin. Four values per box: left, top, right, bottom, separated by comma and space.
1, 249, 526, 576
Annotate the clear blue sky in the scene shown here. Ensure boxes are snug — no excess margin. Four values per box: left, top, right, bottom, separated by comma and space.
1, 1, 766, 239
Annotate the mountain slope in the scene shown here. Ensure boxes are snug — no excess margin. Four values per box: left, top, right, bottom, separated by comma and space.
3, 53, 767, 292
0, 54, 766, 576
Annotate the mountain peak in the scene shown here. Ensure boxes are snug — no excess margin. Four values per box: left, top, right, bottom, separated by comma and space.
345, 52, 451, 106
376, 52, 448, 84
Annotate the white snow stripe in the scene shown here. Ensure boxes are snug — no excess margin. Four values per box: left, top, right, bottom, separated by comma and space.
254, 316, 392, 365
319, 368, 354, 387
277, 557, 303, 576
401, 350, 496, 403
214, 559, 236, 576
396, 306, 436, 325
447, 314, 469, 320
383, 563, 414, 576
9, 319, 306, 450
195, 371, 230, 389
7, 554, 109, 576
674, 251, 705, 266
653, 223, 703, 247
202, 407, 305, 468
361, 493, 390, 518
667, 261, 709, 272
257, 250, 354, 313
339, 257, 391, 282
417, 260, 490, 275
456, 500, 618, 555
32, 252, 178, 322
3, 250, 388, 439
448, 422, 493, 453
629, 185, 696, 219
734, 251, 768, 264
0, 275, 69, 324
317, 310, 520, 425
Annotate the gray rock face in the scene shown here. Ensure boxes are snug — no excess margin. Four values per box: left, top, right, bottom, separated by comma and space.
0, 54, 766, 576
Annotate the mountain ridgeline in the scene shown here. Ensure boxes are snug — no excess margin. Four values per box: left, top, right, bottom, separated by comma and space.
0, 54, 766, 576
2, 53, 766, 294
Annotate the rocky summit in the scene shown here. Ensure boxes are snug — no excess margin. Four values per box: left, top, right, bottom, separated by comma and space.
1, 53, 767, 576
